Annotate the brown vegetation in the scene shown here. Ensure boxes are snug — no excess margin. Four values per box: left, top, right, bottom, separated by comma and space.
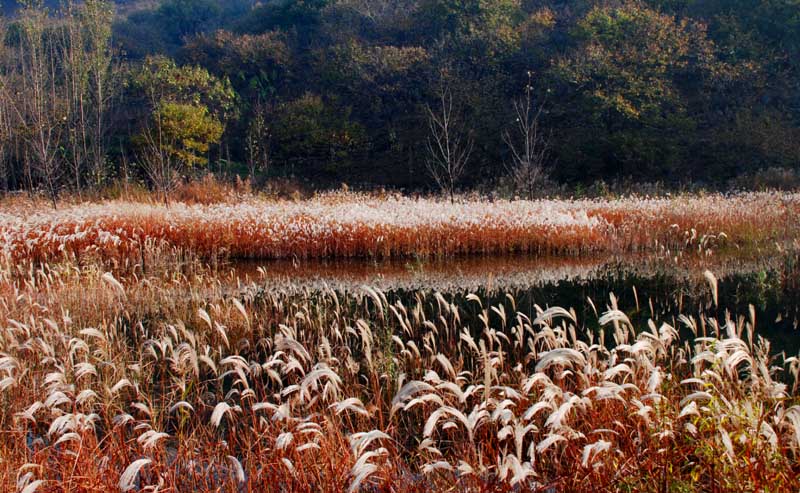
1, 192, 797, 267
0, 257, 798, 492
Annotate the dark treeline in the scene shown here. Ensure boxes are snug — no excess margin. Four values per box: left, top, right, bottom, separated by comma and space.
1, 0, 799, 200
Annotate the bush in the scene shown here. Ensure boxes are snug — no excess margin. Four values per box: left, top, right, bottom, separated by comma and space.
729, 167, 800, 192
173, 174, 251, 204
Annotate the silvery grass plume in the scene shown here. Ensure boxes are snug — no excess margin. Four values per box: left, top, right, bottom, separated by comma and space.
1, 257, 800, 491
4, 192, 795, 264
119, 459, 152, 492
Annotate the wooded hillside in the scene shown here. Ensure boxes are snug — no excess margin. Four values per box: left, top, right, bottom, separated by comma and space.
1, 0, 799, 195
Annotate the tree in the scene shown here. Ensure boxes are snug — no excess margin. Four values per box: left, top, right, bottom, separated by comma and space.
547, 3, 721, 180
81, 0, 116, 187
504, 72, 549, 200
180, 30, 290, 102
16, 1, 66, 208
273, 92, 366, 177
237, 0, 332, 35
61, 0, 116, 194
424, 83, 473, 202
131, 56, 235, 194
245, 101, 271, 182
135, 102, 223, 204
62, 0, 90, 195
315, 40, 434, 185
0, 18, 12, 193
0, 83, 9, 193
156, 102, 223, 168
157, 0, 221, 41
132, 55, 236, 124
413, 0, 522, 51
137, 112, 178, 206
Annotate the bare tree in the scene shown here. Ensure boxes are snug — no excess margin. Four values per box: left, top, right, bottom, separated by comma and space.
17, 2, 66, 208
425, 84, 473, 202
0, 21, 11, 193
82, 0, 116, 188
0, 103, 9, 193
62, 0, 90, 196
61, 0, 116, 194
503, 73, 551, 200
137, 116, 179, 206
245, 101, 271, 183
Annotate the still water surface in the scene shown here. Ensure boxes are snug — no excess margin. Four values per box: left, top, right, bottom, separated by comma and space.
225, 251, 799, 355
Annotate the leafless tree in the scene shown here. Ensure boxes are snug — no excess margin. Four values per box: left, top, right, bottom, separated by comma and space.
82, 0, 116, 188
425, 84, 473, 203
0, 23, 11, 193
503, 73, 551, 200
62, 0, 90, 196
16, 2, 66, 208
119, 140, 132, 198
61, 0, 116, 194
137, 116, 179, 206
245, 101, 271, 183
0, 106, 9, 193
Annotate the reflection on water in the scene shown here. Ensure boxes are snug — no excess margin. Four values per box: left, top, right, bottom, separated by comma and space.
225, 251, 800, 355
225, 253, 785, 292
227, 254, 612, 292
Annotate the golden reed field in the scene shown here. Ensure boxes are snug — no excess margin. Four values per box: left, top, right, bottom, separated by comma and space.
1, 192, 797, 264
1, 192, 799, 492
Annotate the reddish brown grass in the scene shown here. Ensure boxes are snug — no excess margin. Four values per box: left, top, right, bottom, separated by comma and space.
1, 192, 796, 267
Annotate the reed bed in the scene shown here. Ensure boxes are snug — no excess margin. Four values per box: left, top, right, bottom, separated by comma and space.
2, 192, 797, 265
1, 260, 799, 492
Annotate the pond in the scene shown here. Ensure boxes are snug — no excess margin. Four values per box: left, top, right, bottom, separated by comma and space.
225, 250, 800, 355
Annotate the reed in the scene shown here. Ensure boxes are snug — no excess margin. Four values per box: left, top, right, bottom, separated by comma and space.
0, 259, 798, 492
2, 192, 797, 266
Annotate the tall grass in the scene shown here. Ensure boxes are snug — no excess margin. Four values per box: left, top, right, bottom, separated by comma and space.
0, 259, 798, 492
2, 192, 797, 265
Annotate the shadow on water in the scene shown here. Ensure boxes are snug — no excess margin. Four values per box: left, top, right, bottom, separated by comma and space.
225, 251, 800, 355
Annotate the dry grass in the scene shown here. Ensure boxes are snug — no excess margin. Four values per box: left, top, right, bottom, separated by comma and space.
0, 256, 799, 492
1, 192, 798, 266
1, 192, 798, 491
172, 175, 253, 205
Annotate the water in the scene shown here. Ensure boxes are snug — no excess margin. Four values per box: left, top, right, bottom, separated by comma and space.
225, 251, 800, 355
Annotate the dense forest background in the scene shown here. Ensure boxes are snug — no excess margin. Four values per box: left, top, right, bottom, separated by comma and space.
1, 0, 799, 198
